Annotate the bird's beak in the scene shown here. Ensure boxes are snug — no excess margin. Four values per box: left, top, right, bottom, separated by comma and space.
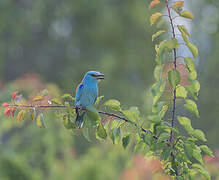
96, 74, 104, 80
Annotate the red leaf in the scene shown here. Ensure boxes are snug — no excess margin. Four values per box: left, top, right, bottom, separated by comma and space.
11, 91, 18, 100
4, 108, 11, 117
2, 103, 9, 107
10, 108, 16, 117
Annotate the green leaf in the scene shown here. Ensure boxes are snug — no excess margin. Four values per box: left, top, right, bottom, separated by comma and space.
176, 85, 187, 98
152, 30, 166, 41
104, 99, 121, 111
95, 95, 104, 106
63, 114, 77, 129
185, 80, 200, 100
151, 79, 166, 104
157, 132, 169, 143
184, 99, 199, 118
110, 127, 121, 144
192, 164, 211, 180
122, 134, 130, 149
148, 115, 161, 124
161, 147, 171, 161
193, 146, 204, 165
184, 57, 197, 80
180, 10, 194, 19
168, 69, 181, 87
61, 94, 75, 103
122, 107, 139, 122
178, 25, 190, 38
154, 65, 163, 81
199, 145, 214, 157
86, 106, 101, 123
159, 104, 168, 119
150, 12, 162, 25
191, 129, 207, 142
96, 123, 107, 140
33, 95, 44, 101
186, 42, 198, 58
82, 127, 91, 142
184, 142, 195, 160
51, 98, 62, 105
36, 113, 47, 128
177, 116, 193, 133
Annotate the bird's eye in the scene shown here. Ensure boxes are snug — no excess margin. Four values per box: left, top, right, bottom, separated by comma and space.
90, 74, 96, 77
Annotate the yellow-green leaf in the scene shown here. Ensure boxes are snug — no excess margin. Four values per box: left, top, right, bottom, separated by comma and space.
33, 95, 44, 101
176, 85, 187, 98
96, 123, 107, 140
180, 10, 194, 19
177, 116, 193, 133
104, 99, 121, 111
150, 12, 162, 25
168, 69, 181, 87
186, 42, 198, 58
191, 129, 207, 142
36, 113, 47, 128
184, 99, 199, 118
178, 25, 190, 38
16, 110, 27, 123
152, 30, 166, 41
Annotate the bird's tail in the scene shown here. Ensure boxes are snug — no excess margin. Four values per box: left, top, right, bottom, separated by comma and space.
75, 107, 85, 128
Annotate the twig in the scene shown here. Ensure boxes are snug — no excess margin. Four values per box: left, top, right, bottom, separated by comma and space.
8, 104, 157, 139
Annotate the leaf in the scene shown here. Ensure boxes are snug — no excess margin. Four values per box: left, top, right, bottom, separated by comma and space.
184, 99, 199, 118
16, 110, 26, 123
150, 0, 160, 9
148, 115, 161, 124
199, 145, 214, 157
96, 123, 107, 140
2, 103, 9, 107
122, 135, 130, 149
184, 57, 197, 80
186, 42, 198, 58
193, 146, 204, 164
191, 129, 207, 142
33, 95, 44, 101
180, 10, 194, 19
86, 106, 101, 122
159, 104, 168, 119
178, 25, 190, 38
184, 142, 195, 160
82, 127, 91, 142
177, 116, 193, 133
36, 113, 47, 128
176, 85, 187, 98
95, 95, 104, 106
11, 91, 18, 100
168, 69, 181, 87
152, 30, 166, 41
150, 12, 162, 25
122, 107, 139, 122
61, 94, 75, 102
157, 132, 169, 143
110, 127, 121, 144
192, 164, 211, 180
174, 1, 184, 8
40, 89, 49, 96
104, 99, 121, 111
185, 80, 200, 100
154, 65, 163, 81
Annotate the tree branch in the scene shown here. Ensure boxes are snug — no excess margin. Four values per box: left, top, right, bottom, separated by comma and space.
8, 104, 157, 139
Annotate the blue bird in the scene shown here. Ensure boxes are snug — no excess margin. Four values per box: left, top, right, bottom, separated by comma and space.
75, 71, 104, 128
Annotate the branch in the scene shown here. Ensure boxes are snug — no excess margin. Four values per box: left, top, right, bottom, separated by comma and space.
8, 104, 157, 139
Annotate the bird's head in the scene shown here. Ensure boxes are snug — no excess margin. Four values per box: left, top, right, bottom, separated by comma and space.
82, 71, 104, 83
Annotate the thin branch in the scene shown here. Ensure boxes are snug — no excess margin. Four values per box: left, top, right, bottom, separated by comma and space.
8, 104, 157, 139
165, 0, 179, 178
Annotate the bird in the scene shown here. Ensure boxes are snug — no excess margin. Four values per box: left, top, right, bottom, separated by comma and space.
75, 71, 104, 128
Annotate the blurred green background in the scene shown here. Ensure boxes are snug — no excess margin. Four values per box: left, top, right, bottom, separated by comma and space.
0, 0, 219, 179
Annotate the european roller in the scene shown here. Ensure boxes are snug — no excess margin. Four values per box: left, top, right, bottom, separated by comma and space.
75, 71, 104, 128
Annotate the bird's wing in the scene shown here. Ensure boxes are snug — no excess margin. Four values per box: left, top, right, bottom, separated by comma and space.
75, 83, 84, 104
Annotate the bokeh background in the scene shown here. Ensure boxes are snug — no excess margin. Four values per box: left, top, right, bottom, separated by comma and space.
0, 0, 219, 179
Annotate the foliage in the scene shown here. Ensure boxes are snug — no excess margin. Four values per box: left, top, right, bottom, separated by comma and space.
0, 0, 215, 180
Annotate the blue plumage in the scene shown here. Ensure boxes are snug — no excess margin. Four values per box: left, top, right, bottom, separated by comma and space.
75, 71, 104, 128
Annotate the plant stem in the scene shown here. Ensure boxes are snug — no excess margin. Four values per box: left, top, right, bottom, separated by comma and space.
8, 104, 157, 139
165, 0, 179, 178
